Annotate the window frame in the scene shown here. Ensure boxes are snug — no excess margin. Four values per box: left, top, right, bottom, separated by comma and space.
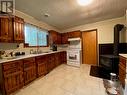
24, 23, 49, 48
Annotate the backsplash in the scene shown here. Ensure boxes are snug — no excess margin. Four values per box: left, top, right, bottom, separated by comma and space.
0, 43, 68, 55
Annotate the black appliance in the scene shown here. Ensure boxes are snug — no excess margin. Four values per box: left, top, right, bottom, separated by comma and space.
50, 44, 57, 51
99, 24, 125, 74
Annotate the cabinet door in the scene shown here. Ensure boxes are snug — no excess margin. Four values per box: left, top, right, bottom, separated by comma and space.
4, 71, 23, 95
61, 33, 69, 44
47, 54, 55, 72
0, 16, 13, 42
3, 60, 23, 95
14, 16, 24, 43
49, 30, 58, 45
36, 56, 47, 77
61, 51, 67, 63
68, 31, 81, 38
23, 58, 36, 85
119, 63, 126, 87
55, 53, 60, 66
57, 33, 61, 44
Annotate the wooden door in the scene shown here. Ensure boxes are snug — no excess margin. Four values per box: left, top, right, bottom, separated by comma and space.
82, 30, 98, 65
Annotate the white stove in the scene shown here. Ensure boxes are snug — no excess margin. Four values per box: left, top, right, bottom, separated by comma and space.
67, 38, 82, 67
67, 49, 82, 67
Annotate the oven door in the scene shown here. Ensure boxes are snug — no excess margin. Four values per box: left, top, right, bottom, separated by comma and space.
67, 51, 80, 62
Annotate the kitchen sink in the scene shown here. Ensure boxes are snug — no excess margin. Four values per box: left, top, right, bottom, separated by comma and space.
1, 56, 16, 60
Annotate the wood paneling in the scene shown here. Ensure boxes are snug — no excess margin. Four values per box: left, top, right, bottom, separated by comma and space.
99, 43, 127, 55
82, 30, 97, 65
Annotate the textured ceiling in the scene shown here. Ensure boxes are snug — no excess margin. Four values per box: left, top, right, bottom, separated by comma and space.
15, 0, 127, 30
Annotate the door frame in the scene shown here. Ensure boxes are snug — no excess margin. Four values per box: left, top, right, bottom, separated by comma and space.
81, 29, 99, 65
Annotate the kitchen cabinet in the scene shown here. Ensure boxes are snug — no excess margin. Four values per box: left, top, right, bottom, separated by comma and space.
68, 31, 81, 38
23, 58, 36, 85
13, 16, 24, 43
55, 52, 61, 66
0, 16, 24, 43
61, 33, 69, 44
61, 51, 67, 63
1, 60, 23, 95
0, 51, 67, 95
47, 54, 56, 72
0, 16, 13, 42
49, 30, 58, 45
36, 55, 47, 77
119, 56, 126, 87
57, 33, 61, 44
49, 30, 62, 45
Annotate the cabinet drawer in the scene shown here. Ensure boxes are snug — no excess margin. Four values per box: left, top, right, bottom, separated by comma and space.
24, 62, 35, 68
23, 57, 35, 63
2, 60, 23, 71
36, 56, 46, 63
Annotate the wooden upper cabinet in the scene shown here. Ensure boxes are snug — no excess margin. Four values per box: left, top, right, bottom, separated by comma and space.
49, 30, 61, 45
57, 33, 61, 44
61, 33, 69, 44
49, 30, 58, 45
0, 16, 13, 42
13, 16, 24, 43
68, 30, 81, 38
0, 16, 24, 43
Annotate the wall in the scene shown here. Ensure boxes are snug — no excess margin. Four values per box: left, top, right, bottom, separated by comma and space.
62, 16, 126, 44
0, 10, 60, 53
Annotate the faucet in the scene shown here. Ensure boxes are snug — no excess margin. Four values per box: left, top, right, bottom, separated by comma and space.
36, 46, 42, 54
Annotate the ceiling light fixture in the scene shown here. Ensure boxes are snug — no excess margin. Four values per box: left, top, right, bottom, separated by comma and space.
77, 0, 93, 6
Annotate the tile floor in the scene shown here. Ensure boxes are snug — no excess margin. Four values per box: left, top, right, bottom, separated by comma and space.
12, 64, 107, 95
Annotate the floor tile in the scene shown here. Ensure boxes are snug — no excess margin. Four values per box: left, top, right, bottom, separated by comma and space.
12, 64, 105, 95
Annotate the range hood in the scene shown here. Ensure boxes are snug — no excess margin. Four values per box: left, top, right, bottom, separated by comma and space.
68, 37, 81, 41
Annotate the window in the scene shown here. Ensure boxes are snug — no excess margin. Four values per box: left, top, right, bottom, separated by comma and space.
24, 23, 48, 47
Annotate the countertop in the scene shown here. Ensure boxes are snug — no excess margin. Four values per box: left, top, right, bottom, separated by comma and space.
0, 50, 66, 64
119, 54, 127, 58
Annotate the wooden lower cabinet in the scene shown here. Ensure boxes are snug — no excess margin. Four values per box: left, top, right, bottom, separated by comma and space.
119, 56, 126, 87
61, 51, 67, 63
47, 54, 56, 72
23, 58, 36, 85
55, 52, 61, 66
2, 60, 24, 95
0, 51, 67, 95
36, 55, 47, 77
